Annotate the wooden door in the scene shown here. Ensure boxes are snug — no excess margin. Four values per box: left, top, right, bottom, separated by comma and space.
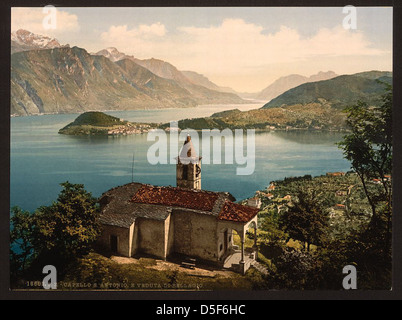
110, 235, 118, 253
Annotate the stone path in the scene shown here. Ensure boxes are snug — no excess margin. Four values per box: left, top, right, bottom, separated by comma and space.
251, 261, 269, 276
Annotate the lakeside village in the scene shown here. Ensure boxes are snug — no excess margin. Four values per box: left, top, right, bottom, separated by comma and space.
105, 122, 344, 136
248, 171, 391, 221
106, 122, 153, 135
105, 122, 345, 136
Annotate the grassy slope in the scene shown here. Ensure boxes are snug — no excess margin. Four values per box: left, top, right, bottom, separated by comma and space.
255, 173, 375, 254
61, 252, 261, 291
161, 104, 347, 131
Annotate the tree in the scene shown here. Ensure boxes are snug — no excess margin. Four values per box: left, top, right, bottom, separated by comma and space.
338, 84, 392, 214
32, 182, 101, 260
271, 249, 316, 289
278, 189, 330, 251
260, 215, 288, 246
10, 207, 35, 279
10, 182, 102, 283
338, 83, 392, 258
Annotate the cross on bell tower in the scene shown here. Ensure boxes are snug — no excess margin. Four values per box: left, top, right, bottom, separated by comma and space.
176, 135, 202, 190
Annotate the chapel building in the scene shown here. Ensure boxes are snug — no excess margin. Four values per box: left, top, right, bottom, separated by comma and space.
97, 136, 259, 274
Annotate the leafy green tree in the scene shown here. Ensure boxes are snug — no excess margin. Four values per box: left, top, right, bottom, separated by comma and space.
32, 182, 101, 260
10, 207, 35, 279
279, 189, 330, 251
10, 182, 102, 283
63, 253, 113, 286
338, 83, 392, 259
310, 240, 351, 290
338, 84, 392, 215
259, 216, 288, 246
270, 249, 316, 289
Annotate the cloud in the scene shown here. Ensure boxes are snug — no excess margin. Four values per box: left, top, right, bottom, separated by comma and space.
11, 7, 80, 37
99, 18, 387, 76
100, 23, 166, 55
175, 19, 386, 72
301, 26, 386, 57
101, 23, 166, 40
138, 23, 166, 37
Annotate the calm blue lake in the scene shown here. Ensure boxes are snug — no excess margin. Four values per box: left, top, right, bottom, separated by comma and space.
10, 103, 351, 212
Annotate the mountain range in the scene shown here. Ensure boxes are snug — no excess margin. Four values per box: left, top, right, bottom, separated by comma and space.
10, 31, 244, 116
11, 46, 246, 116
10, 29, 393, 117
256, 71, 338, 102
262, 71, 392, 109
94, 47, 238, 96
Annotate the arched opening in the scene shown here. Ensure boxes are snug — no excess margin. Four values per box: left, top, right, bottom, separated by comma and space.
222, 228, 243, 269
220, 220, 258, 274
231, 229, 242, 251
245, 221, 258, 260
219, 228, 237, 260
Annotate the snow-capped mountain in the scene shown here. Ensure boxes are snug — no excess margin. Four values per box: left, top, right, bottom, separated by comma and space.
93, 47, 134, 62
11, 29, 68, 54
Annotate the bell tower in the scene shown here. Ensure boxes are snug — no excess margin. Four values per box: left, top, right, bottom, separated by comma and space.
176, 135, 201, 190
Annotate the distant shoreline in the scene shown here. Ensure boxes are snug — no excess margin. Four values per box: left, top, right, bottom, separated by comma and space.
10, 101, 265, 118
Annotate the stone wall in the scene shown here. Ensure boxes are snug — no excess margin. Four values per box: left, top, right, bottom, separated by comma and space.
137, 218, 166, 259
131, 221, 140, 257
173, 210, 218, 262
98, 224, 133, 257
216, 224, 234, 261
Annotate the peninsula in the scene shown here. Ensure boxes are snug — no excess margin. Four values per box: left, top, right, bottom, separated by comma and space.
58, 111, 157, 136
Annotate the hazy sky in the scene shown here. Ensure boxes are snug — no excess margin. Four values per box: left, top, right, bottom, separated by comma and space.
11, 7, 393, 92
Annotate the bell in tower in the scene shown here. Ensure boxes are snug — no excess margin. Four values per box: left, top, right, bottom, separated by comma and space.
176, 135, 202, 190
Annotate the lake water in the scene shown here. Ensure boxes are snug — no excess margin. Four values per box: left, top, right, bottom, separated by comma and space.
10, 103, 351, 212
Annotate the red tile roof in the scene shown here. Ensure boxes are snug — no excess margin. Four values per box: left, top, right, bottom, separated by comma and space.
218, 201, 259, 223
131, 185, 219, 212
129, 184, 259, 223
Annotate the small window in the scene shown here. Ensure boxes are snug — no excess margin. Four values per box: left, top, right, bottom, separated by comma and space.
196, 164, 201, 177
182, 165, 188, 180
219, 244, 223, 252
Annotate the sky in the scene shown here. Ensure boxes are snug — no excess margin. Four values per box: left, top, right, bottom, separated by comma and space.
11, 6, 393, 92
